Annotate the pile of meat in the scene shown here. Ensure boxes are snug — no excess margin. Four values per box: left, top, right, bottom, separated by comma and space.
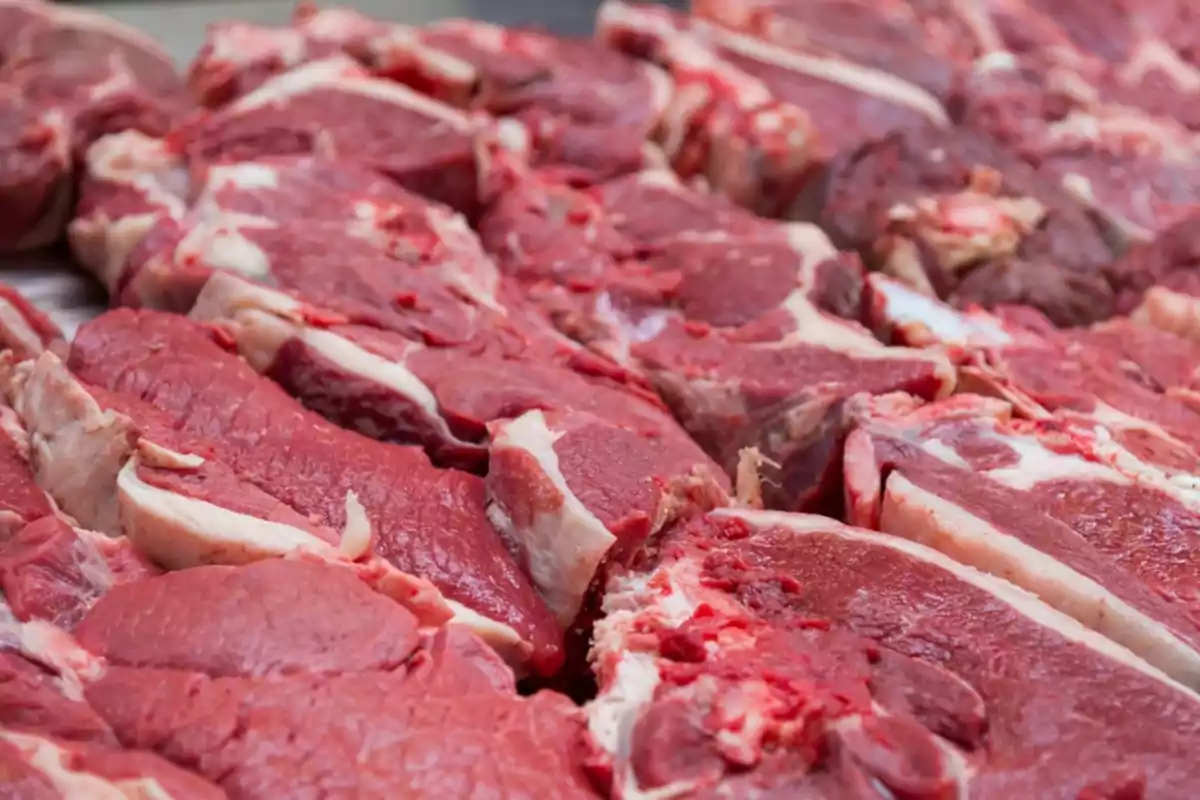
3, 0, 1200, 797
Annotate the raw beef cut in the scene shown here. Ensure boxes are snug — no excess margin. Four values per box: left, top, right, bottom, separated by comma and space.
477, 165, 953, 511
486, 407, 729, 625
189, 8, 671, 184
691, 0, 970, 100
5, 559, 600, 800
589, 508, 1200, 798
0, 730, 224, 799
598, 1, 951, 217
69, 130, 190, 294
822, 123, 1116, 326
373, 19, 673, 183
844, 392, 1200, 687
1109, 212, 1200, 342
953, 56, 1200, 245
1, 312, 564, 674
867, 274, 1200, 473
0, 0, 184, 252
175, 56, 499, 217
188, 5, 391, 108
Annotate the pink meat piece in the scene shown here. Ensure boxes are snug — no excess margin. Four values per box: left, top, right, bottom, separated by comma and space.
67, 309, 564, 675
822, 122, 1116, 326
867, 274, 1200, 475
0, 731, 225, 799
1108, 213, 1200, 343
845, 392, 1200, 686
478, 167, 949, 512
188, 6, 391, 108
691, 0, 969, 100
0, 648, 113, 745
0, 0, 184, 252
174, 57, 491, 217
591, 508, 1200, 797
599, 1, 951, 217
487, 407, 730, 625
954, 57, 1200, 245
69, 559, 599, 800
378, 19, 671, 183
0, 517, 158, 631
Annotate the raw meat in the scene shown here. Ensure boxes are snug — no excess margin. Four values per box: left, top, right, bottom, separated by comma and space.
691, 0, 969, 100
954, 55, 1200, 244
867, 274, 1200, 473
374, 19, 673, 183
598, 1, 951, 217
1110, 212, 1200, 341
0, 730, 224, 799
477, 165, 953, 511
822, 123, 1116, 326
1, 311, 564, 674
590, 508, 1200, 797
175, 56, 498, 217
188, 8, 671, 184
844, 392, 1200, 687
6, 558, 600, 800
188, 5, 392, 107
0, 0, 184, 252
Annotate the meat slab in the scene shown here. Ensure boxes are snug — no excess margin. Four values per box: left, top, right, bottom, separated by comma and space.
0, 0, 184, 252
477, 164, 954, 511
6, 0, 1200, 796
823, 123, 1116, 326
590, 508, 1200, 798
845, 392, 1200, 687
0, 310, 565, 674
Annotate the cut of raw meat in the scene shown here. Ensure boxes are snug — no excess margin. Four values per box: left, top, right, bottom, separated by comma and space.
58, 309, 564, 673
0, 0, 184, 252
0, 729, 224, 799
477, 166, 951, 511
174, 56, 500, 217
692, 0, 969, 100
374, 19, 673, 183
69, 559, 601, 800
867, 274, 1200, 474
188, 5, 392, 108
954, 55, 1200, 245
69, 130, 190, 294
188, 8, 671, 184
598, 1, 951, 218
1, 516, 158, 631
0, 317, 563, 673
1109, 212, 1200, 342
822, 123, 1116, 326
590, 508, 1200, 798
486, 407, 729, 625
844, 392, 1200, 687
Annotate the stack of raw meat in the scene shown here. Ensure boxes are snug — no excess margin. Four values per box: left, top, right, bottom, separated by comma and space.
3, 0, 1200, 797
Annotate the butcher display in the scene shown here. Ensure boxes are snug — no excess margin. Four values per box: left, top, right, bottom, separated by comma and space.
4, 0, 1200, 796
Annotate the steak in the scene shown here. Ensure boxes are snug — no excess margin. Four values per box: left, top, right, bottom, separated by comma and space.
0, 0, 183, 252
3, 557, 600, 800
867, 274, 1200, 473
845, 392, 1200, 687
175, 56, 496, 217
599, 0, 951, 217
1110, 212, 1200, 342
1, 311, 564, 674
188, 8, 672, 184
477, 165, 953, 511
590, 508, 1200, 797
691, 0, 969, 100
822, 123, 1116, 326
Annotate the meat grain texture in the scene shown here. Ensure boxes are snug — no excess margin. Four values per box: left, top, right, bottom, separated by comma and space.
5, 0, 1200, 797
